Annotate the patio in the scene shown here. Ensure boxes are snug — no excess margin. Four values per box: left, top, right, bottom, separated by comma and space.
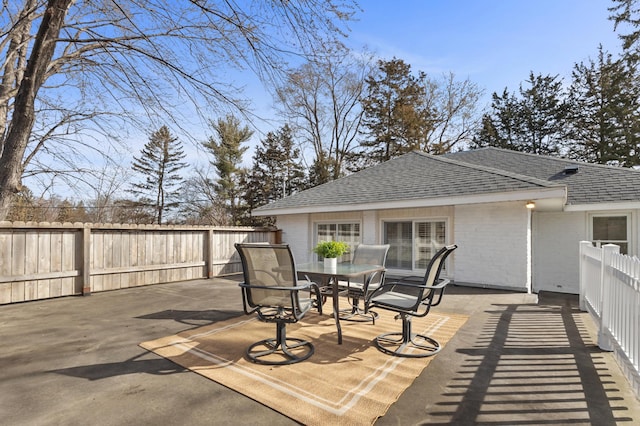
1, 276, 639, 425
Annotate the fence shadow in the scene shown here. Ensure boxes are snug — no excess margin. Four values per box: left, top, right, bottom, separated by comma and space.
424, 295, 636, 425
52, 352, 188, 380
135, 309, 242, 326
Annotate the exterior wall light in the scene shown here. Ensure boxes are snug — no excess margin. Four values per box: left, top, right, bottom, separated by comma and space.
525, 201, 536, 209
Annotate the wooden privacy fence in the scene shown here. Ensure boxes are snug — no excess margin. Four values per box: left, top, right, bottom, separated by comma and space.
579, 241, 640, 398
0, 222, 279, 305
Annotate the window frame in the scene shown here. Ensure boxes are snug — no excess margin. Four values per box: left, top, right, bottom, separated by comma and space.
588, 212, 632, 255
382, 217, 449, 273
313, 221, 361, 262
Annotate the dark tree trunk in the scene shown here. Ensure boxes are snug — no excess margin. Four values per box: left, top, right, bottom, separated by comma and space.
0, 0, 72, 220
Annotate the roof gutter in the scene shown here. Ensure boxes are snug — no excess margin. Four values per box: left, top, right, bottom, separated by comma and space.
564, 201, 640, 212
252, 187, 567, 216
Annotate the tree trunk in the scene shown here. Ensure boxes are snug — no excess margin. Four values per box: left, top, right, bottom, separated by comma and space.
0, 0, 72, 221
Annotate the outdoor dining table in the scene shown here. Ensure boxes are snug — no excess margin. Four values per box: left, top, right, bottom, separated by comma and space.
296, 262, 385, 344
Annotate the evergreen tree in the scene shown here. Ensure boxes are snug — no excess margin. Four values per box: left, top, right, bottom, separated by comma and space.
129, 125, 187, 224
203, 115, 251, 225
471, 89, 522, 150
610, 0, 640, 56
472, 72, 569, 155
242, 125, 306, 226
360, 58, 430, 164
519, 73, 570, 155
568, 47, 640, 166
56, 199, 87, 223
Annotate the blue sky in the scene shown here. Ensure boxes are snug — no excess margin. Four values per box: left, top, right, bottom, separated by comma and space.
345, 0, 622, 103
238, 1, 623, 166
33, 1, 627, 199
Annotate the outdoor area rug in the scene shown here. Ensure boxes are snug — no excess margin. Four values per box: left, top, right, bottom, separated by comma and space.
140, 305, 468, 425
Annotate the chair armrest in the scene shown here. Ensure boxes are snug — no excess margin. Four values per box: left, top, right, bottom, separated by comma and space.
239, 280, 314, 292
365, 277, 450, 302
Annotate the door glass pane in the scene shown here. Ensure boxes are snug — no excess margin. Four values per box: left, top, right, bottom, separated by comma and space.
384, 222, 412, 269
414, 221, 446, 269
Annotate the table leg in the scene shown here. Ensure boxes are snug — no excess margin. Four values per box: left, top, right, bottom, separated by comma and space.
331, 276, 342, 344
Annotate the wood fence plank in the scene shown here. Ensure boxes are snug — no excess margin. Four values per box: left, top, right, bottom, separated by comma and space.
49, 231, 63, 297
24, 231, 38, 301
0, 224, 277, 304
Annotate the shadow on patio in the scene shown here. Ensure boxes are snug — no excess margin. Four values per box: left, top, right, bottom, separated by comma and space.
1, 278, 639, 425
420, 291, 635, 425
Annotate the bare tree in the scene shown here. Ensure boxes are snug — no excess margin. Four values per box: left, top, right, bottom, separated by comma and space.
276, 45, 371, 184
0, 0, 359, 220
422, 72, 484, 153
178, 167, 228, 226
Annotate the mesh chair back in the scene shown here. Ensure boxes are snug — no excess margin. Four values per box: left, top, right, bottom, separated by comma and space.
236, 243, 298, 308
352, 244, 390, 285
419, 244, 457, 301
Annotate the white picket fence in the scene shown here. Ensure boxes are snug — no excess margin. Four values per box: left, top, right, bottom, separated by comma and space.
579, 241, 640, 398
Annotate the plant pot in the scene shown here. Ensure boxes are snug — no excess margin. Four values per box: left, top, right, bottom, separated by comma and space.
323, 257, 337, 270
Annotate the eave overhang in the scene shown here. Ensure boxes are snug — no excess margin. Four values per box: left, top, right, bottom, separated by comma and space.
252, 187, 567, 216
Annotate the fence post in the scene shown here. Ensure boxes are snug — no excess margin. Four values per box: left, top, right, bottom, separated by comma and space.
207, 229, 214, 278
578, 241, 592, 311
82, 225, 92, 295
598, 244, 620, 351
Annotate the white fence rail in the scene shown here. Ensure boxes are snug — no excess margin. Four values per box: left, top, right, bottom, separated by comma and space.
579, 241, 640, 398
0, 221, 278, 304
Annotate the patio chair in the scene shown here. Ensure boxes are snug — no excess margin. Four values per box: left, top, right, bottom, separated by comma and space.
365, 244, 457, 358
338, 244, 390, 324
235, 243, 322, 365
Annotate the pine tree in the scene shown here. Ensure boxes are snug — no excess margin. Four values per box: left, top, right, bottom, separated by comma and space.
472, 73, 569, 155
242, 125, 306, 225
203, 115, 251, 225
568, 47, 640, 166
471, 89, 522, 150
360, 58, 430, 164
130, 125, 187, 224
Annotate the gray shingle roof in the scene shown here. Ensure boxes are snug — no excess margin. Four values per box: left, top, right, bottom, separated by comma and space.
253, 150, 566, 214
445, 147, 640, 205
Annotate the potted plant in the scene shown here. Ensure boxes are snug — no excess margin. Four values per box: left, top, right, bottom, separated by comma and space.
313, 241, 349, 269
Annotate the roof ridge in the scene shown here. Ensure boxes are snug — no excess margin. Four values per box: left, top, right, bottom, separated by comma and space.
412, 151, 563, 188
465, 147, 640, 173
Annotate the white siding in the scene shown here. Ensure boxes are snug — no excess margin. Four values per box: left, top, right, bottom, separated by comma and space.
533, 211, 586, 294
362, 211, 378, 244
277, 214, 313, 263
454, 202, 529, 291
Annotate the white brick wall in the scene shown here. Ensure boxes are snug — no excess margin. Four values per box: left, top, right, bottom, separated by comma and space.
277, 214, 313, 263
454, 202, 529, 290
533, 211, 585, 294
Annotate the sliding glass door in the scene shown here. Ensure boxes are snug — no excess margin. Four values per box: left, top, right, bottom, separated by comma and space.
383, 220, 447, 271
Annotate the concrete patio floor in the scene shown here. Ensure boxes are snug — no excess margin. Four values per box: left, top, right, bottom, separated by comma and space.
1, 276, 639, 425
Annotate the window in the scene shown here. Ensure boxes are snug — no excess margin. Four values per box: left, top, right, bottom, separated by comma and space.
591, 214, 629, 254
383, 220, 447, 271
315, 222, 360, 261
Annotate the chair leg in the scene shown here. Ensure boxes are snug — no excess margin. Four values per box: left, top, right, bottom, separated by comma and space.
339, 294, 378, 324
374, 314, 441, 358
246, 322, 314, 365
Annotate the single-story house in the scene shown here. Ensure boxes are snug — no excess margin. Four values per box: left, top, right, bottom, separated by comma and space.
252, 147, 640, 294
